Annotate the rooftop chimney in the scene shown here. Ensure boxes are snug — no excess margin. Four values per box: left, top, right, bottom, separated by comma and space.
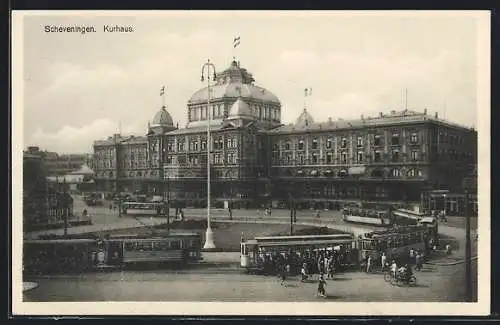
361, 114, 364, 120
328, 117, 333, 123
435, 112, 439, 118
379, 112, 383, 118
424, 108, 427, 115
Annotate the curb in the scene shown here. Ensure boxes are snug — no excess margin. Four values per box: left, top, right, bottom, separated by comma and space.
426, 256, 478, 266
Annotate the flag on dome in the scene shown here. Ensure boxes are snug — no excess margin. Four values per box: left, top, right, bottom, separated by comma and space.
160, 86, 166, 96
233, 36, 241, 48
304, 88, 312, 96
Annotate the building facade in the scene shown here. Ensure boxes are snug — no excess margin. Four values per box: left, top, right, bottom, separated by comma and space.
24, 146, 90, 176
92, 59, 477, 213
23, 152, 74, 231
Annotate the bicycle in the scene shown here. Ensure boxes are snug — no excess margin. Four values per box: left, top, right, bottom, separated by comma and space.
390, 273, 417, 287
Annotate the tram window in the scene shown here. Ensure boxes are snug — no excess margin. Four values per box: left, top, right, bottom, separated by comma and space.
156, 241, 170, 251
124, 242, 136, 251
170, 241, 181, 249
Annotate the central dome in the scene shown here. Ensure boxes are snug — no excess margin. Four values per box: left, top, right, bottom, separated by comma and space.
188, 60, 280, 105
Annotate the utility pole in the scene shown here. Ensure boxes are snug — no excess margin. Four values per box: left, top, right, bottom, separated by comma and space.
465, 189, 472, 302
63, 178, 68, 237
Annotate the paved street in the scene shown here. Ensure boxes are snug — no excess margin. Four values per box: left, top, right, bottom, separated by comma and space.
22, 195, 479, 302
23, 256, 477, 302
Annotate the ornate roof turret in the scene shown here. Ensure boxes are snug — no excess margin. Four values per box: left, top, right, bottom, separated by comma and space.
296, 108, 315, 127
152, 106, 173, 127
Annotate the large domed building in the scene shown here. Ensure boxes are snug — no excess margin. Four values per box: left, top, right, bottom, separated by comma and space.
92, 58, 477, 215
186, 60, 281, 129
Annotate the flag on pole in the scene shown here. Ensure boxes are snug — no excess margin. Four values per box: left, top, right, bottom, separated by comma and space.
304, 88, 312, 97
160, 86, 166, 96
233, 36, 241, 48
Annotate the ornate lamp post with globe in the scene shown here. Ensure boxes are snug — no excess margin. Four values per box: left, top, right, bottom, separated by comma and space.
201, 60, 217, 249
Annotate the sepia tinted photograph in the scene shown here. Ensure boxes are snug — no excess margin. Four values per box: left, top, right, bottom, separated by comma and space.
12, 10, 490, 316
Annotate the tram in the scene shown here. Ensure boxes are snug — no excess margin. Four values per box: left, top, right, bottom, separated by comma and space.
342, 203, 393, 226
358, 225, 428, 263
119, 201, 166, 218
240, 225, 430, 274
23, 233, 202, 275
240, 234, 358, 274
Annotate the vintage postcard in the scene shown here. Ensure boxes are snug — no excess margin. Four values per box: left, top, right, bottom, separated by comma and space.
11, 10, 490, 316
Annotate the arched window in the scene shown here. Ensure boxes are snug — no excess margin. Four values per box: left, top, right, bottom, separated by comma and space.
407, 169, 423, 177
390, 169, 401, 177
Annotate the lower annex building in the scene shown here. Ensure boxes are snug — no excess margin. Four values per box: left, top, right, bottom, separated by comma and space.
92, 59, 477, 215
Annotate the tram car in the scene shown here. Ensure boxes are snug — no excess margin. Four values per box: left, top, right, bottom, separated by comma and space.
357, 225, 428, 263
240, 225, 430, 274
240, 234, 357, 274
23, 233, 202, 274
342, 205, 393, 226
23, 239, 99, 275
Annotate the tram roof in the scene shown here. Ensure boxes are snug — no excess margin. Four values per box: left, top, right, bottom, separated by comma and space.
254, 234, 353, 241
248, 238, 355, 247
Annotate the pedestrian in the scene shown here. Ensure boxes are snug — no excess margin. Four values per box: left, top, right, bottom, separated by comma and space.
381, 252, 387, 272
317, 274, 327, 298
316, 210, 321, 218
280, 265, 287, 286
409, 248, 415, 265
228, 206, 233, 220
415, 251, 422, 271
366, 255, 372, 273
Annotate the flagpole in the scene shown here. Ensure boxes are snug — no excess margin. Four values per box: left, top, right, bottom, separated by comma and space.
161, 86, 166, 108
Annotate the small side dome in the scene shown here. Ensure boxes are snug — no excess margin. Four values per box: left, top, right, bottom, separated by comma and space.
228, 98, 252, 118
296, 108, 315, 127
152, 107, 173, 126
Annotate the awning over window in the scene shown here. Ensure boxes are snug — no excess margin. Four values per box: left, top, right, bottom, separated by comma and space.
296, 170, 304, 175
323, 170, 333, 176
310, 170, 318, 176
348, 166, 366, 175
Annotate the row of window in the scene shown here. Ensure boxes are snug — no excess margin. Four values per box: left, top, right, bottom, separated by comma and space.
278, 133, 420, 151
275, 149, 422, 165
189, 103, 280, 122
124, 240, 184, 251
166, 153, 238, 165
167, 136, 239, 152
360, 231, 426, 250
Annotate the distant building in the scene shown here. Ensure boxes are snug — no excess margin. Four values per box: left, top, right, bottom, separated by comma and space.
24, 146, 90, 176
92, 59, 478, 214
23, 149, 75, 231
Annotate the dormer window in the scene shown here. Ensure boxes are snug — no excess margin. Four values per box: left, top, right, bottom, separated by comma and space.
341, 137, 347, 149
312, 138, 318, 149
298, 140, 304, 150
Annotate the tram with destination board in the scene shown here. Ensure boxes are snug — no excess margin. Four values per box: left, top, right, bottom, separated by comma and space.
240, 234, 358, 274
119, 201, 166, 218
358, 225, 428, 263
240, 225, 431, 274
23, 233, 202, 275
342, 202, 425, 227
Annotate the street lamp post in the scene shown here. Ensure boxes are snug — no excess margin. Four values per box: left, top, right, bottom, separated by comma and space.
464, 189, 472, 302
201, 59, 217, 249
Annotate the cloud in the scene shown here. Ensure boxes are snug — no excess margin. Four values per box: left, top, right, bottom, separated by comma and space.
28, 119, 145, 153
21, 13, 481, 153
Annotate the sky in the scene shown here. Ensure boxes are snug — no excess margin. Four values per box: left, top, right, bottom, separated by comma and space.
20, 11, 483, 154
